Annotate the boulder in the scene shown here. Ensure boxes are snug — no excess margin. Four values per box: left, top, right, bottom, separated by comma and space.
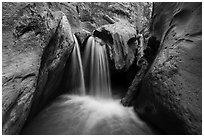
93, 22, 138, 71
2, 3, 74, 134
133, 2, 202, 134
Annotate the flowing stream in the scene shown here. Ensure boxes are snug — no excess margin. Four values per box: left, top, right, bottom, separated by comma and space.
22, 35, 155, 135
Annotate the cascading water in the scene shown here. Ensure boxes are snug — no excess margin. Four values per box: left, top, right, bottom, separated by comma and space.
83, 36, 111, 98
65, 34, 85, 95
22, 35, 155, 135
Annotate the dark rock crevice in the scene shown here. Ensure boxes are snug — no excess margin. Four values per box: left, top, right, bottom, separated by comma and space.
93, 29, 114, 45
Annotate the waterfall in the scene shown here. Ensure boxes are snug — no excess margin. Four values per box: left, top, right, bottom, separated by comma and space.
65, 35, 111, 98
65, 34, 85, 95
83, 36, 111, 98
21, 34, 155, 135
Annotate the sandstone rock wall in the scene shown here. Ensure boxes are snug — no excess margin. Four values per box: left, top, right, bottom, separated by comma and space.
2, 3, 75, 134
134, 2, 202, 134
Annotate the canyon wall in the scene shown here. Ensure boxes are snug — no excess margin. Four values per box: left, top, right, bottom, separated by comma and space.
134, 2, 202, 134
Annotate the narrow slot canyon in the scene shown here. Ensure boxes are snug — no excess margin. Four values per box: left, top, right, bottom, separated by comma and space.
2, 2, 202, 135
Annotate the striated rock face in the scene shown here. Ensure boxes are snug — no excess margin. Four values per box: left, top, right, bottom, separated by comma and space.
133, 2, 202, 134
2, 3, 75, 134
93, 22, 137, 71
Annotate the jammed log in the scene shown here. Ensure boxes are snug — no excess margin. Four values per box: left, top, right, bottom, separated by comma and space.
121, 58, 148, 106
103, 15, 115, 24
121, 34, 149, 106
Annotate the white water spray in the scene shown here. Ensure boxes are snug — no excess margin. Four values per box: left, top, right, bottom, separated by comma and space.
22, 95, 154, 135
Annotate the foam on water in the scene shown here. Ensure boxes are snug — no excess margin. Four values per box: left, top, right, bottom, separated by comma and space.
22, 95, 154, 135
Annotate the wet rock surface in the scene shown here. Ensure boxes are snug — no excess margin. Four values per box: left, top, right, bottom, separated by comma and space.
133, 2, 202, 134
2, 3, 75, 134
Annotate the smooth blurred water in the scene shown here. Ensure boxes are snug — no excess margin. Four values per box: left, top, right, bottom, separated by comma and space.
83, 36, 111, 98
65, 34, 85, 95
22, 95, 155, 135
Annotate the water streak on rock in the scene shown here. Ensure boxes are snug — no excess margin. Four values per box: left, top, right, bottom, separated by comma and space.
66, 34, 85, 95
